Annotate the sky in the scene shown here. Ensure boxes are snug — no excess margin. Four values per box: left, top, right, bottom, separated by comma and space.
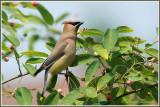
1, 1, 159, 103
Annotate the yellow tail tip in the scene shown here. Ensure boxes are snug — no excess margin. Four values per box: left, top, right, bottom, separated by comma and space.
40, 97, 43, 101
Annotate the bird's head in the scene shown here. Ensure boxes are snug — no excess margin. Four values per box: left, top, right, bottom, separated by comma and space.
62, 21, 84, 33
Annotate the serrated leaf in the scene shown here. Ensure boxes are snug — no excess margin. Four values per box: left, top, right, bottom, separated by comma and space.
20, 51, 48, 57
20, 2, 36, 9
2, 10, 8, 21
97, 73, 114, 91
77, 38, 88, 48
117, 26, 134, 33
131, 81, 149, 99
61, 90, 81, 105
29, 35, 40, 50
36, 3, 54, 25
16, 87, 32, 105
87, 76, 101, 88
45, 42, 55, 52
2, 42, 12, 51
145, 43, 153, 48
23, 64, 36, 77
13, 23, 24, 28
66, 72, 80, 91
145, 48, 158, 59
110, 47, 131, 59
108, 57, 125, 68
92, 44, 108, 60
2, 2, 19, 6
25, 58, 45, 64
55, 12, 69, 24
79, 86, 97, 98
2, 23, 17, 35
116, 36, 135, 46
27, 15, 48, 28
97, 93, 107, 103
37, 92, 45, 105
3, 34, 20, 47
126, 73, 143, 81
85, 61, 99, 85
103, 29, 118, 52
70, 54, 95, 67
10, 14, 28, 24
132, 45, 144, 53
80, 29, 104, 37
42, 92, 59, 105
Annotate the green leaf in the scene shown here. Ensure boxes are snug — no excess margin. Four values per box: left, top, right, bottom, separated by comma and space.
110, 47, 131, 59
116, 36, 135, 46
79, 86, 97, 98
92, 44, 108, 60
145, 48, 158, 59
36, 3, 54, 25
2, 42, 12, 51
2, 2, 19, 6
70, 54, 95, 67
150, 87, 158, 102
103, 29, 118, 52
10, 14, 28, 24
134, 37, 146, 44
37, 92, 45, 105
66, 72, 80, 91
77, 38, 88, 48
3, 34, 20, 47
74, 101, 84, 105
97, 73, 114, 91
117, 26, 134, 33
27, 15, 48, 28
20, 51, 48, 57
97, 93, 107, 104
145, 43, 153, 48
87, 76, 101, 88
61, 90, 81, 105
55, 12, 69, 24
2, 23, 17, 35
20, 2, 36, 9
48, 75, 58, 88
132, 45, 144, 53
108, 57, 125, 68
2, 10, 8, 21
131, 81, 149, 99
80, 29, 104, 37
42, 92, 59, 105
14, 49, 21, 58
45, 42, 55, 52
16, 87, 32, 105
23, 64, 36, 77
85, 61, 99, 85
126, 72, 143, 81
13, 23, 24, 28
29, 35, 40, 50
25, 58, 45, 64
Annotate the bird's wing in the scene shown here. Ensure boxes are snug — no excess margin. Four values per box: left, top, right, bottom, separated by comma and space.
33, 41, 68, 76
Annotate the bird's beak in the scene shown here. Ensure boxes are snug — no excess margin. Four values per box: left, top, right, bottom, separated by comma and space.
76, 21, 84, 28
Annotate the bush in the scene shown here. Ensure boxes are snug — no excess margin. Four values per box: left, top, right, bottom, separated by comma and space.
2, 1, 158, 105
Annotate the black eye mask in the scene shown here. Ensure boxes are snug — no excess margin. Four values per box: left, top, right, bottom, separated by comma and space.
69, 22, 81, 26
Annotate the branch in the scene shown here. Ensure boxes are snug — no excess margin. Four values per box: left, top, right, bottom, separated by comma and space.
104, 83, 158, 105
2, 72, 29, 85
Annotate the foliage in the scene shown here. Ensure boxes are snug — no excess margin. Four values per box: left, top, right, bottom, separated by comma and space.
1, 1, 158, 106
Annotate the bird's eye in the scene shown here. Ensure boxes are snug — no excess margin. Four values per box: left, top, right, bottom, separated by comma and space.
69, 22, 80, 26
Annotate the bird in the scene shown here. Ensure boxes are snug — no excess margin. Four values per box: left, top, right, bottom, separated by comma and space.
33, 21, 84, 101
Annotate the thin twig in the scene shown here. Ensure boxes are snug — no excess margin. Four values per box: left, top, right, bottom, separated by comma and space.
2, 72, 29, 85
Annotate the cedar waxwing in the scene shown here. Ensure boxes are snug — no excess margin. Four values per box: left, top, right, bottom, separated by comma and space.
33, 21, 84, 100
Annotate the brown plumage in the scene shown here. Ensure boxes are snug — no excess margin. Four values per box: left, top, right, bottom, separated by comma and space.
33, 21, 84, 100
